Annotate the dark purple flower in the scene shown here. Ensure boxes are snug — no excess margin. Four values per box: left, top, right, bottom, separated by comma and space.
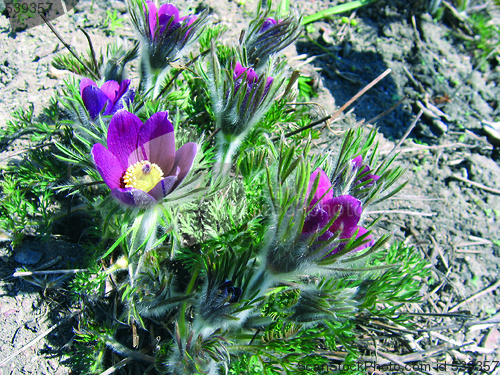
260, 17, 278, 33
352, 155, 380, 187
231, 62, 274, 119
243, 11, 302, 69
145, 2, 199, 49
91, 110, 197, 207
303, 169, 373, 255
80, 78, 135, 120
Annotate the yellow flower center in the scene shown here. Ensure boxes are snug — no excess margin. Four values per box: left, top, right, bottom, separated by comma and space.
122, 160, 164, 192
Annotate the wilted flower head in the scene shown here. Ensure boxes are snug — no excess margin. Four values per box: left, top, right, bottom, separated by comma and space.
304, 169, 374, 256
241, 10, 302, 70
352, 155, 380, 187
80, 78, 135, 120
91, 110, 197, 207
129, 0, 208, 71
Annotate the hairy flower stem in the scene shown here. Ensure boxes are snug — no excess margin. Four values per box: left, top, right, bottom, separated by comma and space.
127, 208, 160, 289
216, 133, 243, 174
178, 267, 200, 337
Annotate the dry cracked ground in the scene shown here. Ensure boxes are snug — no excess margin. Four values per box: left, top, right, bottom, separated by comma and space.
0, 0, 500, 374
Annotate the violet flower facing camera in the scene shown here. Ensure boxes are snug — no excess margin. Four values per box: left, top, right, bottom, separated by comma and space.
91, 110, 197, 207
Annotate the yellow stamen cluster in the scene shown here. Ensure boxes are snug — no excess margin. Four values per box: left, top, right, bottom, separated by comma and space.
122, 160, 164, 192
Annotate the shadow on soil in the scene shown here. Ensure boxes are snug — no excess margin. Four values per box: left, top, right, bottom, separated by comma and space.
297, 38, 412, 140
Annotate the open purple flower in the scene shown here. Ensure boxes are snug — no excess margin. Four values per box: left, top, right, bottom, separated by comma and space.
91, 110, 197, 207
80, 78, 135, 120
303, 169, 373, 255
352, 156, 380, 187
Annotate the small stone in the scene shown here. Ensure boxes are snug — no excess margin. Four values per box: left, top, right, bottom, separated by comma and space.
431, 119, 448, 135
14, 248, 43, 265
483, 120, 500, 147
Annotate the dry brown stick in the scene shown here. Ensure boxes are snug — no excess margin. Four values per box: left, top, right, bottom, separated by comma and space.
455, 249, 487, 254
0, 311, 78, 366
417, 319, 500, 333
450, 174, 500, 195
100, 358, 133, 375
13, 269, 88, 277
276, 68, 392, 140
365, 95, 408, 125
365, 210, 436, 217
430, 234, 448, 271
455, 240, 492, 247
78, 26, 101, 80
379, 142, 483, 155
40, 13, 100, 81
450, 279, 500, 313
320, 68, 392, 131
385, 109, 423, 159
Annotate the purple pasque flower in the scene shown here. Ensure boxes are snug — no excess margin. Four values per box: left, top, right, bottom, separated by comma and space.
91, 110, 197, 207
260, 17, 278, 33
80, 78, 135, 120
352, 155, 380, 187
243, 11, 302, 69
303, 169, 373, 255
231, 61, 274, 119
130, 1, 206, 71
146, 1, 196, 41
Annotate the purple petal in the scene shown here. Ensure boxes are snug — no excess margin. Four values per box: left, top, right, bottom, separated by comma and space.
264, 77, 273, 95
115, 80, 132, 103
100, 80, 120, 102
79, 78, 97, 96
91, 143, 125, 190
111, 188, 157, 207
104, 90, 135, 115
233, 62, 258, 84
136, 112, 175, 173
318, 230, 334, 242
82, 85, 111, 120
146, 1, 158, 39
352, 155, 363, 168
324, 195, 362, 238
260, 17, 278, 32
307, 169, 333, 203
158, 3, 180, 34
148, 174, 179, 201
181, 14, 197, 26
107, 111, 144, 169
170, 142, 197, 188
355, 226, 374, 249
234, 61, 246, 78
303, 205, 329, 234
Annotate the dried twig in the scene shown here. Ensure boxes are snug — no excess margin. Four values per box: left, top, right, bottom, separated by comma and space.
450, 174, 500, 195
100, 358, 134, 375
385, 109, 423, 159
365, 210, 436, 217
40, 13, 100, 81
450, 280, 500, 313
78, 26, 101, 80
276, 69, 392, 140
13, 269, 88, 277
0, 311, 78, 366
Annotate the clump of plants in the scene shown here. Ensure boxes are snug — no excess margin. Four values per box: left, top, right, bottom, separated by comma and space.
0, 1, 430, 374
